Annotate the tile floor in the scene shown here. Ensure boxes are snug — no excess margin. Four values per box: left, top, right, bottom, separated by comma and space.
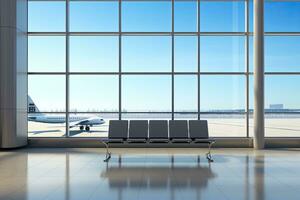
0, 148, 300, 200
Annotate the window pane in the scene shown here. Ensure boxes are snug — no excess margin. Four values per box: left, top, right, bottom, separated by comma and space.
28, 75, 65, 112
122, 113, 171, 120
200, 1, 245, 32
175, 36, 198, 72
29, 36, 66, 72
70, 1, 118, 32
70, 36, 118, 72
174, 0, 198, 32
69, 75, 118, 112
250, 36, 300, 72
249, 75, 254, 110
249, 0, 253, 33
200, 75, 245, 111
122, 36, 171, 72
122, 1, 171, 32
265, 1, 300, 32
28, 1, 65, 32
174, 75, 197, 112
174, 113, 198, 120
263, 113, 300, 137
250, 76, 300, 137
265, 76, 300, 111
28, 113, 66, 137
122, 75, 171, 112
249, 36, 253, 72
201, 113, 246, 137
69, 113, 118, 138
266, 36, 300, 72
263, 75, 300, 137
200, 36, 245, 72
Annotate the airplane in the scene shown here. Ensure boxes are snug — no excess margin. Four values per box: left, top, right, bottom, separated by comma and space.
27, 96, 105, 131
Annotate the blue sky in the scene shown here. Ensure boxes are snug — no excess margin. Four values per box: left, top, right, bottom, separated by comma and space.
28, 0, 300, 112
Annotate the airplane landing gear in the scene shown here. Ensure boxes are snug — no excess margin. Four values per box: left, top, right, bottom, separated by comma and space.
79, 126, 84, 131
85, 126, 90, 132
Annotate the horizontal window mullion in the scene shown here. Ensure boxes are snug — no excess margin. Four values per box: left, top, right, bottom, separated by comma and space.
200, 112, 247, 114
264, 112, 300, 114
28, 72, 249, 75
28, 32, 67, 36
27, 111, 67, 114
68, 112, 119, 114
265, 72, 300, 75
28, 32, 300, 36
121, 112, 173, 114
28, 32, 250, 35
28, 72, 66, 75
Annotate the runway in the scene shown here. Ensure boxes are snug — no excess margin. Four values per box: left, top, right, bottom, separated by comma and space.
28, 114, 300, 137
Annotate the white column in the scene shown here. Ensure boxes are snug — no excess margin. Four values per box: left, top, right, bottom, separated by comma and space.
0, 0, 28, 148
253, 0, 265, 149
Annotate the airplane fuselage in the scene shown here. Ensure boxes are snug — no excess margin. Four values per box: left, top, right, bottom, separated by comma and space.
27, 96, 105, 131
28, 115, 105, 126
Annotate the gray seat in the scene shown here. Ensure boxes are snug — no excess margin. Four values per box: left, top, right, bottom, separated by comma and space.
169, 120, 190, 143
127, 120, 148, 143
189, 120, 211, 142
149, 120, 169, 143
107, 120, 128, 142
189, 120, 216, 162
189, 120, 215, 142
100, 120, 128, 162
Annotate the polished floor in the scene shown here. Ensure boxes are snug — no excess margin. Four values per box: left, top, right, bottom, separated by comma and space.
1, 148, 300, 200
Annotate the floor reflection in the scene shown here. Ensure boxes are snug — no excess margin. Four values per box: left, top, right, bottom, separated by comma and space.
1, 148, 300, 200
101, 156, 215, 193
254, 155, 265, 200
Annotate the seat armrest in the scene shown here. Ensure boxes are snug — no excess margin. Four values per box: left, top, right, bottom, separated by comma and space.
171, 138, 191, 143
105, 138, 125, 143
149, 138, 169, 143
127, 138, 147, 143
193, 138, 215, 143
100, 137, 109, 141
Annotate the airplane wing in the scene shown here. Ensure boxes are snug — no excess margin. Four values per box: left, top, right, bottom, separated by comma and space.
69, 118, 93, 128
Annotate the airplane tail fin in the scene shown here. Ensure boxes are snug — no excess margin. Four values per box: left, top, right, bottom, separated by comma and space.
28, 96, 41, 113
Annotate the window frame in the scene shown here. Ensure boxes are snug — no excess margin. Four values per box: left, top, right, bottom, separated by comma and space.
28, 0, 300, 138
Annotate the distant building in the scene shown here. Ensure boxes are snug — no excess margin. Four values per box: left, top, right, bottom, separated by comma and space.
269, 104, 284, 109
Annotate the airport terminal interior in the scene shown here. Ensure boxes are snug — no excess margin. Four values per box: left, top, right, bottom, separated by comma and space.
1, 0, 300, 199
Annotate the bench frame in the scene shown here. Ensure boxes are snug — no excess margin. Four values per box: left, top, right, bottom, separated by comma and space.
100, 139, 216, 163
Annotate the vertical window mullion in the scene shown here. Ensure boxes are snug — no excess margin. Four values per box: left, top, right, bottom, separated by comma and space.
172, 0, 175, 120
245, 0, 250, 138
198, 0, 200, 120
119, 0, 122, 120
66, 0, 70, 137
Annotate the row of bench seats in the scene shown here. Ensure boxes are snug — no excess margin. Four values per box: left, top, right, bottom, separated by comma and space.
100, 120, 215, 162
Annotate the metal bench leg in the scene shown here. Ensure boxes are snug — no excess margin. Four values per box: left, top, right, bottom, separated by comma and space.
206, 141, 215, 162
101, 141, 111, 162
